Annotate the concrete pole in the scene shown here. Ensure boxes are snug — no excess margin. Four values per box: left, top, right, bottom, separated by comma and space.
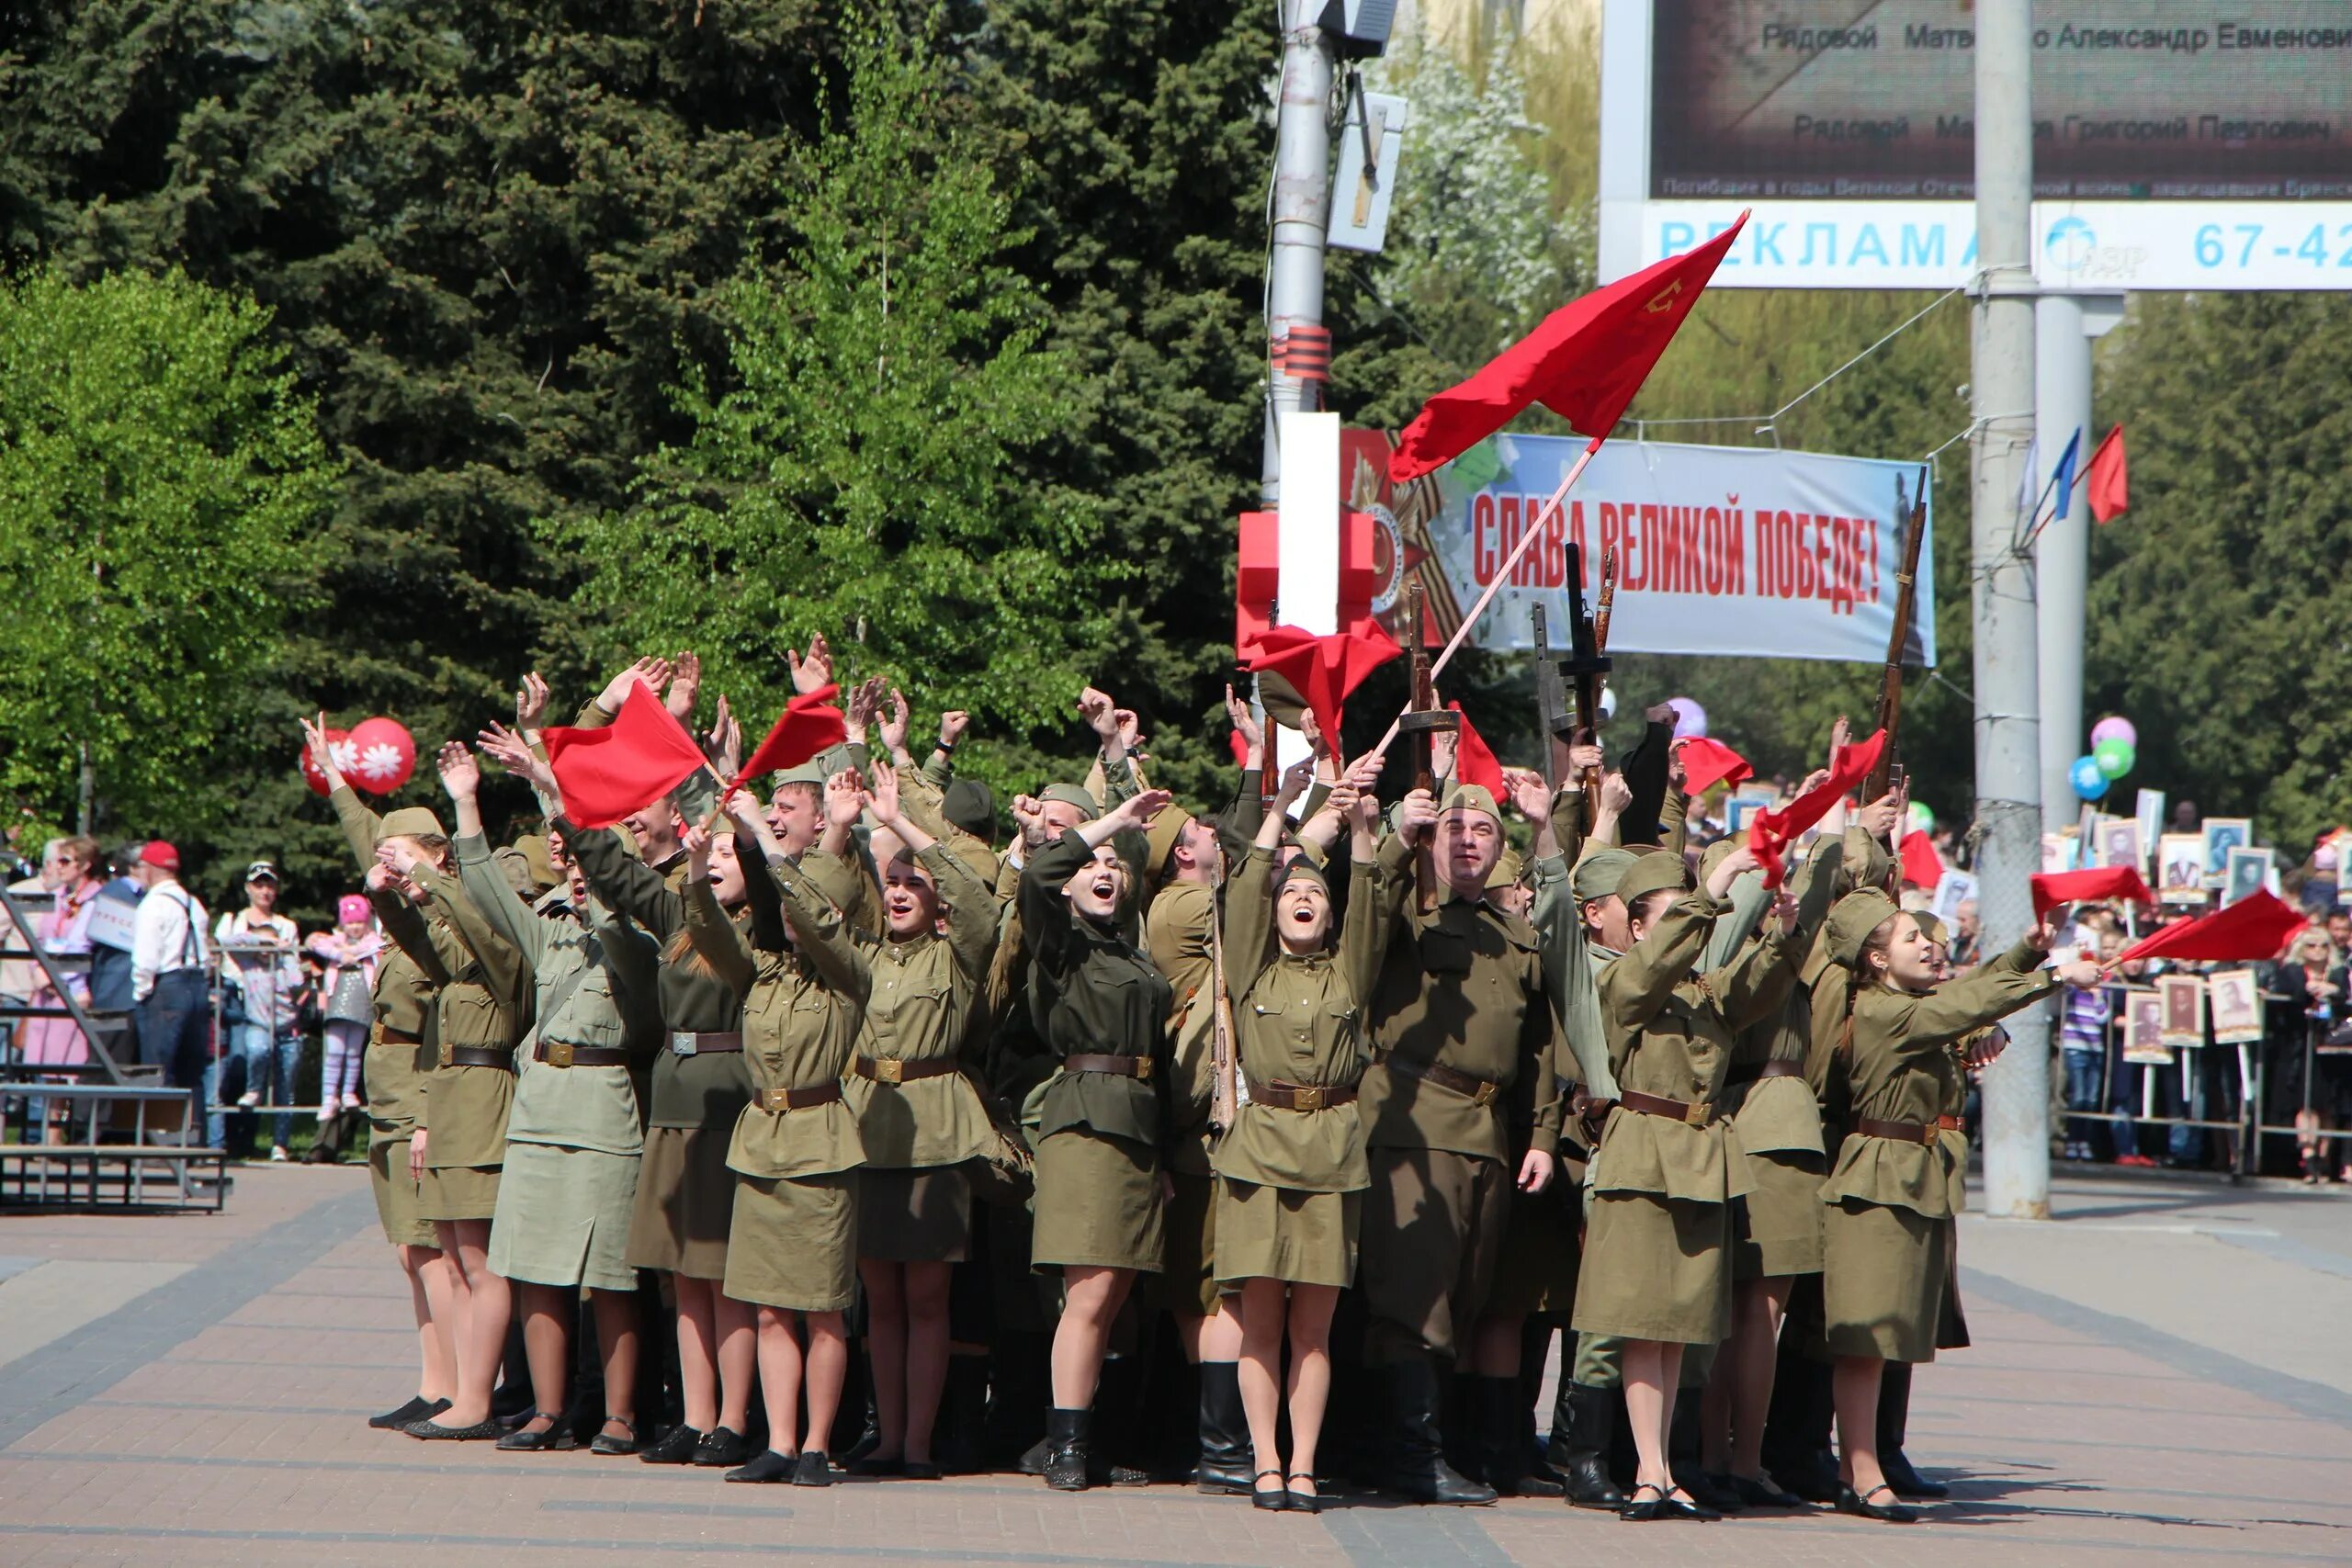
1971, 0, 2051, 1221
2034, 294, 2090, 832
1261, 0, 1336, 507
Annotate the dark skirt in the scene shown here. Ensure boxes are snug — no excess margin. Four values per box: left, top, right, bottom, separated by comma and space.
626, 1124, 738, 1280
1031, 1127, 1164, 1276
723, 1170, 858, 1312
1733, 1148, 1827, 1280
1213, 1178, 1358, 1289
857, 1165, 973, 1263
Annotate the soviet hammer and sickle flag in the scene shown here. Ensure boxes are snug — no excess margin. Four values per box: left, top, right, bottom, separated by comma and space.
1388, 212, 1749, 482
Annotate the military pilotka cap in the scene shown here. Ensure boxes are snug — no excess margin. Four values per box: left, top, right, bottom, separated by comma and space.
943, 779, 995, 841
1916, 911, 1951, 949
1039, 783, 1100, 821
1573, 847, 1638, 901
1826, 889, 1902, 968
376, 807, 446, 842
1278, 853, 1330, 894
1144, 802, 1193, 876
774, 761, 831, 788
1613, 851, 1691, 906
1439, 783, 1502, 823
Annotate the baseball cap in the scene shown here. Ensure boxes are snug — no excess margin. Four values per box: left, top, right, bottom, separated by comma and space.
138, 840, 180, 873
245, 860, 279, 883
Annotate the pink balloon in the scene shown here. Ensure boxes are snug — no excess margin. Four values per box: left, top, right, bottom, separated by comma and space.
1666, 696, 1708, 739
2088, 716, 2137, 750
346, 716, 417, 796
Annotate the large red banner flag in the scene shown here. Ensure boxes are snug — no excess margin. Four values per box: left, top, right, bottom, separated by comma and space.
542, 682, 710, 829
2109, 889, 2305, 967
1388, 213, 1750, 483
2086, 423, 2129, 523
2030, 865, 2154, 919
1242, 619, 1403, 740
1746, 728, 1887, 888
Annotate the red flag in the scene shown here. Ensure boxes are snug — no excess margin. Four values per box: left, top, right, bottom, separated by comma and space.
1677, 737, 1752, 796
542, 682, 710, 830
1900, 829, 1945, 890
1241, 617, 1403, 739
1389, 215, 1749, 482
2086, 424, 2127, 523
1446, 702, 1504, 798
740, 684, 847, 782
2030, 865, 2155, 919
2110, 889, 2303, 966
1747, 729, 1887, 888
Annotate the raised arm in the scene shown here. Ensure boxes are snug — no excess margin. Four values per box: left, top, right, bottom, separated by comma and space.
678, 825, 757, 994
1868, 932, 2081, 1051
368, 868, 449, 987
762, 854, 871, 1005
402, 851, 532, 1021
1336, 783, 1391, 1002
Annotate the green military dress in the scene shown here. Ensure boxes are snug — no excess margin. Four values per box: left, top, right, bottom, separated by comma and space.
688, 850, 869, 1313
839, 842, 999, 1263
1571, 888, 1798, 1345
395, 860, 528, 1223
1022, 829, 1175, 1277
1821, 939, 2056, 1361
1210, 850, 1384, 1288
329, 787, 439, 1247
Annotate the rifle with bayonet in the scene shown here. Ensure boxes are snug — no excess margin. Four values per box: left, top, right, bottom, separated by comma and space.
1397, 582, 1459, 912
1864, 466, 1929, 805
1532, 604, 1573, 798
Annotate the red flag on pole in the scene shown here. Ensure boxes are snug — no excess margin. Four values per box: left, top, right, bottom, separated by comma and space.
1446, 702, 1505, 798
2109, 890, 2304, 966
1747, 729, 1887, 888
1900, 829, 1946, 890
542, 682, 710, 829
739, 684, 847, 783
1388, 214, 1750, 482
2030, 865, 2154, 919
2086, 424, 2128, 523
1242, 618, 1404, 740
1676, 737, 1753, 797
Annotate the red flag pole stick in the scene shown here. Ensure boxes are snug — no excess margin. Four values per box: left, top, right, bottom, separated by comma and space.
1363, 435, 1602, 763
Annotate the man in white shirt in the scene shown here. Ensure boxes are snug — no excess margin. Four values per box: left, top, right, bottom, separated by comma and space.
130, 840, 214, 1132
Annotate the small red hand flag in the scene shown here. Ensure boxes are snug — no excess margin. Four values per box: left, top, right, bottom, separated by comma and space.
2030, 865, 2154, 919
1242, 618, 1404, 741
1747, 728, 1887, 888
2086, 424, 2128, 524
1900, 829, 1946, 890
2109, 889, 2303, 965
739, 684, 847, 783
1676, 737, 1752, 797
1446, 702, 1505, 799
542, 682, 711, 830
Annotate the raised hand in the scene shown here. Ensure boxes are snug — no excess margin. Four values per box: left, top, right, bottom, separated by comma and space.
1566, 741, 1604, 783
845, 675, 886, 733
787, 632, 833, 695
878, 689, 910, 759
1115, 708, 1145, 756
704, 694, 741, 777
1856, 789, 1901, 841
1298, 705, 1331, 761
665, 650, 702, 721
1826, 714, 1852, 773
1225, 685, 1263, 756
869, 760, 901, 825
515, 671, 550, 733
1076, 686, 1118, 740
1107, 787, 1173, 834
1600, 772, 1634, 816
477, 721, 558, 799
300, 712, 345, 792
435, 739, 480, 801
1396, 786, 1438, 845
1011, 794, 1049, 849
1272, 758, 1315, 811
937, 709, 970, 750
598, 656, 669, 714
824, 767, 868, 829
1503, 766, 1550, 823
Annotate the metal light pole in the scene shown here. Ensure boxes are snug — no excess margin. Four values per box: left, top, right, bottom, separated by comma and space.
1261, 0, 1337, 507
1971, 0, 2051, 1220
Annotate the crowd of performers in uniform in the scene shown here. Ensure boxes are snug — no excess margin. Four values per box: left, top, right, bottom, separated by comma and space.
315, 642, 2093, 1523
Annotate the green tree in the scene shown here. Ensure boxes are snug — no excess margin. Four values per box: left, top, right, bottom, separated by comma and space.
0, 267, 334, 840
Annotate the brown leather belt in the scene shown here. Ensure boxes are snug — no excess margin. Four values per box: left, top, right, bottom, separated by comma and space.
536, 1041, 629, 1068
1384, 1055, 1498, 1107
1064, 1053, 1154, 1079
671, 1031, 743, 1055
1247, 1078, 1358, 1112
445, 1045, 511, 1068
1857, 1113, 1965, 1145
853, 1055, 959, 1086
758, 1082, 845, 1113
1619, 1089, 1718, 1127
370, 1024, 422, 1047
1724, 1058, 1805, 1089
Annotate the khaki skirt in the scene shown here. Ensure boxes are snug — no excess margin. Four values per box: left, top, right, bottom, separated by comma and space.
1031, 1128, 1164, 1276
1213, 1178, 1358, 1290
1487, 1179, 1579, 1315
1162, 1170, 1221, 1314
857, 1165, 973, 1264
626, 1125, 738, 1280
1823, 1196, 1947, 1363
488, 1141, 641, 1292
723, 1170, 858, 1313
1571, 1190, 1731, 1345
1935, 1217, 1971, 1350
417, 1161, 501, 1224
1733, 1148, 1827, 1280
368, 1134, 437, 1248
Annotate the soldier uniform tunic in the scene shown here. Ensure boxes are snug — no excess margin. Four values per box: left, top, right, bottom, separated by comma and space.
330, 787, 439, 1247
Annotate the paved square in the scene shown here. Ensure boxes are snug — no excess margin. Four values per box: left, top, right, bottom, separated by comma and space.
1, 1164, 2346, 1566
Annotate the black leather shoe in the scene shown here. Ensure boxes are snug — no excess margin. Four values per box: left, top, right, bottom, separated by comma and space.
1251, 1469, 1289, 1511
1727, 1472, 1807, 1508
1774, 1447, 1844, 1504
692, 1427, 755, 1468
407, 1417, 503, 1441
1550, 1383, 1628, 1510
1671, 1464, 1742, 1514
725, 1450, 797, 1483
848, 1454, 904, 1477
1620, 1481, 1668, 1521
370, 1395, 446, 1430
1373, 1360, 1497, 1506
1877, 1362, 1950, 1498
900, 1461, 942, 1480
1881, 1447, 1950, 1499
792, 1450, 832, 1486
1660, 1485, 1721, 1521
1044, 1408, 1090, 1493
591, 1419, 640, 1456
496, 1416, 578, 1452
639, 1424, 705, 1465
1838, 1482, 1918, 1523
1285, 1473, 1323, 1515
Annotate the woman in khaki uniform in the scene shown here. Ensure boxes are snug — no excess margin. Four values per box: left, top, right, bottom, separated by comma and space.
307, 717, 458, 1433
686, 780, 872, 1487
835, 766, 998, 1478
1816, 891, 2093, 1521
1214, 776, 1385, 1512
375, 818, 528, 1442
1017, 785, 1177, 1493
1569, 846, 1804, 1521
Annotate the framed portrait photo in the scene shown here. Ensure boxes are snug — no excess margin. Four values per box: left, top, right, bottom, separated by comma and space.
2202, 818, 2252, 882
2222, 845, 2273, 909
2207, 967, 2265, 1045
2122, 988, 2171, 1064
2157, 834, 2207, 905
1931, 870, 1978, 930
2158, 973, 2206, 1047
2100, 818, 2145, 873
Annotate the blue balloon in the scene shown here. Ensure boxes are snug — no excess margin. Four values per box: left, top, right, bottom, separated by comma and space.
2070, 755, 2108, 800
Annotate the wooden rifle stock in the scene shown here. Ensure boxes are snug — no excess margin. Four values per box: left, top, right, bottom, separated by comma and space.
1864, 467, 1929, 804
1206, 910, 1238, 1133
1532, 604, 1572, 799
1397, 583, 1456, 913
1563, 544, 1612, 827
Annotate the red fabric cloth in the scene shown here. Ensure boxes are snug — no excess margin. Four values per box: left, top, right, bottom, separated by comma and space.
543, 683, 710, 830
1746, 728, 1887, 888
2030, 865, 2154, 919
1388, 214, 1748, 482
2086, 424, 2128, 524
1900, 829, 1945, 890
1447, 702, 1505, 798
2110, 889, 2305, 965
1677, 737, 1752, 796
1241, 617, 1403, 739
1228, 729, 1250, 769
739, 684, 847, 782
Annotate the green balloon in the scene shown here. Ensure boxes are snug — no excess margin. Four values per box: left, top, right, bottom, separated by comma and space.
2093, 737, 2134, 779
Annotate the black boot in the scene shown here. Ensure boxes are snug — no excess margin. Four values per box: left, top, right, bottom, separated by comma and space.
1195, 1360, 1253, 1495
1374, 1359, 1496, 1506
1548, 1382, 1628, 1510
1044, 1408, 1090, 1492
1877, 1362, 1948, 1499
1668, 1388, 1742, 1513
934, 1354, 989, 1475
1087, 1357, 1153, 1486
1476, 1376, 1563, 1497
1769, 1358, 1841, 1504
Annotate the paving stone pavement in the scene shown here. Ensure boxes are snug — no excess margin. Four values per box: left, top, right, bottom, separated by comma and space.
0, 1163, 2346, 1567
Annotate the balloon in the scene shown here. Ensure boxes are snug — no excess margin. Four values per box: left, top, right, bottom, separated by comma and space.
2070, 755, 2109, 801
1666, 696, 1708, 739
347, 716, 417, 796
1906, 800, 1936, 834
2093, 737, 2135, 779
2089, 715, 2137, 750
298, 728, 352, 796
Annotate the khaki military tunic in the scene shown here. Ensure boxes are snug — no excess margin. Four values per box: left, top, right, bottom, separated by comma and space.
1822, 939, 2056, 1361
331, 786, 439, 1247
